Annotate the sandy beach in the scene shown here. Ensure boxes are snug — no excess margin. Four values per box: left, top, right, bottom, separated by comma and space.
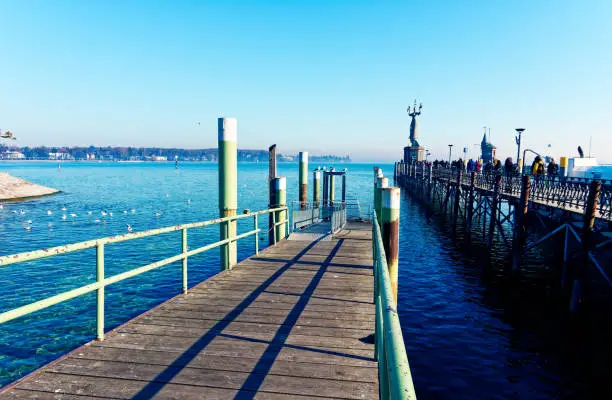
0, 172, 59, 201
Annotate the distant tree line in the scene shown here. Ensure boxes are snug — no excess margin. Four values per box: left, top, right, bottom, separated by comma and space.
0, 144, 351, 163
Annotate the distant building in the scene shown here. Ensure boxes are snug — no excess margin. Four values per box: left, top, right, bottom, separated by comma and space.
151, 155, 168, 161
480, 132, 496, 164
48, 152, 74, 160
2, 151, 25, 160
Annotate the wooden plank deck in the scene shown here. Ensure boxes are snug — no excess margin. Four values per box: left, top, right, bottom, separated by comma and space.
1, 223, 377, 400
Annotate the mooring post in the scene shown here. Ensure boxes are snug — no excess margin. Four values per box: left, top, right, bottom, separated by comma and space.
268, 144, 277, 245
381, 187, 400, 304
512, 175, 531, 272
299, 151, 308, 210
329, 167, 336, 205
218, 117, 238, 270
570, 180, 601, 313
487, 174, 502, 248
452, 168, 463, 232
375, 177, 389, 226
341, 169, 347, 204
272, 177, 287, 242
322, 169, 329, 207
313, 168, 321, 207
465, 171, 476, 239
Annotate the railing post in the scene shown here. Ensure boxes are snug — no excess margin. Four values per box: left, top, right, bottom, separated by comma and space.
272, 177, 287, 242
570, 180, 601, 313
381, 187, 400, 304
512, 175, 531, 272
182, 228, 188, 293
487, 174, 502, 248
96, 242, 105, 341
427, 163, 433, 205
272, 211, 277, 245
254, 214, 259, 254
465, 171, 476, 240
299, 151, 308, 210
313, 168, 321, 208
218, 117, 238, 270
341, 171, 347, 203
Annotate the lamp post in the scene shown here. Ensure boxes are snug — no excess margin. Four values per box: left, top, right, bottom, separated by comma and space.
448, 144, 454, 165
425, 150, 431, 161
515, 128, 525, 166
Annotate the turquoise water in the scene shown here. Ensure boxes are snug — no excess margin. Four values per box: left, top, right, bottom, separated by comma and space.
1, 161, 610, 398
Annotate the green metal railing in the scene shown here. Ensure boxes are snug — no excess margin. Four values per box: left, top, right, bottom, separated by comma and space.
0, 207, 289, 341
372, 210, 417, 399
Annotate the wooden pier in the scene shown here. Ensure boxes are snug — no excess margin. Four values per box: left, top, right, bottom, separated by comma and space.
1, 224, 379, 399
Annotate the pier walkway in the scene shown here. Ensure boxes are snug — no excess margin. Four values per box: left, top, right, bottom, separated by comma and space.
1, 223, 378, 399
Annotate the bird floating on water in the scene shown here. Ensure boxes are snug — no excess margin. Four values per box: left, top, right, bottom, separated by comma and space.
87, 211, 93, 215
186, 199, 191, 204
61, 206, 67, 211
155, 212, 162, 217
61, 214, 67, 220
19, 209, 25, 215
127, 224, 133, 233
24, 226, 31, 231
109, 212, 113, 217
130, 209, 136, 214
70, 213, 77, 218
94, 219, 101, 223
25, 220, 32, 224
123, 210, 128, 214
101, 211, 107, 216
46, 210, 52, 215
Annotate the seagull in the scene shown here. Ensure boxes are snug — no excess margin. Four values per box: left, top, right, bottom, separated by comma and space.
61, 206, 67, 211
127, 224, 133, 233
101, 211, 107, 216
87, 211, 93, 215
19, 209, 26, 215
94, 219, 101, 223
61, 214, 67, 220
46, 210, 53, 215
186, 199, 191, 204
25, 219, 32, 224
130, 209, 136, 214
24, 226, 31, 231
69, 213, 77, 218
48, 223, 53, 229
123, 210, 128, 214
109, 212, 113, 217
155, 212, 162, 217
0, 204, 3, 209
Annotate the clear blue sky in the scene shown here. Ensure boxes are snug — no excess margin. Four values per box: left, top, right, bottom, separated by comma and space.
1, 0, 611, 162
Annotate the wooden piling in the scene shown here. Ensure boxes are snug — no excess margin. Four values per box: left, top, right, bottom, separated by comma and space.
218, 117, 238, 270
512, 175, 530, 272
487, 174, 502, 248
570, 180, 601, 312
381, 187, 400, 304
268, 144, 277, 245
329, 167, 336, 205
299, 151, 308, 210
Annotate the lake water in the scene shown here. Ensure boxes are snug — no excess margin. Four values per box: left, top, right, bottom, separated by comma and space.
1, 161, 610, 398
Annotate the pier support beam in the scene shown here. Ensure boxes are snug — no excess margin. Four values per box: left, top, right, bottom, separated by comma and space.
218, 117, 238, 270
299, 151, 308, 210
465, 172, 476, 239
381, 187, 400, 304
452, 169, 462, 233
271, 177, 287, 242
570, 180, 601, 312
313, 169, 321, 207
487, 174, 502, 248
268, 145, 277, 245
512, 175, 530, 272
375, 177, 389, 226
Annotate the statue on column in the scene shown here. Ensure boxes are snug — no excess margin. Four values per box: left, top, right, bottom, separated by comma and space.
404, 100, 424, 163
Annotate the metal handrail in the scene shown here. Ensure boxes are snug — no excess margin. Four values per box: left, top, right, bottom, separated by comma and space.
0, 206, 289, 340
372, 210, 416, 399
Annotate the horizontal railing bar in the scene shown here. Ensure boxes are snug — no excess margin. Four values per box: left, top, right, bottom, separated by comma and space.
0, 207, 286, 267
0, 228, 261, 325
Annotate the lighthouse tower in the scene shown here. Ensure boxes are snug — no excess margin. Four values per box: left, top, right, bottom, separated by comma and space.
403, 100, 425, 163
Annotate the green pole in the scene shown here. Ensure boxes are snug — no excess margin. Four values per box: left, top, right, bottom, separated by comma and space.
299, 151, 308, 209
313, 168, 321, 207
218, 117, 238, 270
375, 177, 389, 226
272, 177, 287, 241
329, 167, 336, 204
381, 187, 400, 304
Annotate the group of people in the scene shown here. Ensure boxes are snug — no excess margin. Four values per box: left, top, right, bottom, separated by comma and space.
430, 156, 560, 178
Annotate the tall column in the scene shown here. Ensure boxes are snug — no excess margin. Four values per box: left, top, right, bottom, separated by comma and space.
272, 177, 287, 242
341, 169, 347, 203
218, 117, 237, 270
381, 187, 400, 304
329, 168, 336, 205
313, 169, 321, 207
299, 151, 308, 209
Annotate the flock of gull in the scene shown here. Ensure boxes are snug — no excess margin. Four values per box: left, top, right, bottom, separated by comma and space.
0, 199, 192, 233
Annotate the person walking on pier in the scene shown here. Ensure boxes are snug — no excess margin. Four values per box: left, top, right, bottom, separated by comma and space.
547, 158, 559, 181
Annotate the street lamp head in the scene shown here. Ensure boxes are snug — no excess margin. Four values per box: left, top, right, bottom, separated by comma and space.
515, 128, 525, 133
